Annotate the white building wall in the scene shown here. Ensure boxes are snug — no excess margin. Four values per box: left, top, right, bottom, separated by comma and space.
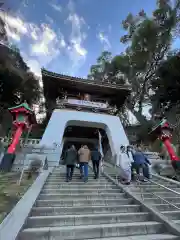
39, 109, 130, 166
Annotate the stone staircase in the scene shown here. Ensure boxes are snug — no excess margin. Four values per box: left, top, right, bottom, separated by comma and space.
143, 152, 174, 177
128, 176, 180, 225
17, 167, 179, 240
103, 161, 180, 224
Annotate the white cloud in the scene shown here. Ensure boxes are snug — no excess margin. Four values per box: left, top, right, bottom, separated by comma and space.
5, 27, 21, 41
60, 38, 66, 48
1, 2, 87, 77
49, 2, 62, 12
32, 42, 49, 55
66, 1, 88, 74
1, 12, 66, 77
28, 23, 41, 40
4, 14, 27, 34
45, 14, 54, 25
0, 12, 27, 42
31, 24, 58, 56
67, 0, 75, 12
74, 42, 87, 56
108, 24, 112, 32
97, 32, 111, 50
26, 59, 41, 77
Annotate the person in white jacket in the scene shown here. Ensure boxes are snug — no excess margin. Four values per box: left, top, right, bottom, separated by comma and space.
119, 145, 134, 185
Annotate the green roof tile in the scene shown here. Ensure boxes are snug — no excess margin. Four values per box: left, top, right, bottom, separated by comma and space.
8, 102, 33, 112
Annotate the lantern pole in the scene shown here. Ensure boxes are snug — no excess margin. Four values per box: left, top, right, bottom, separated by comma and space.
0, 102, 36, 172
7, 124, 23, 154
159, 122, 179, 161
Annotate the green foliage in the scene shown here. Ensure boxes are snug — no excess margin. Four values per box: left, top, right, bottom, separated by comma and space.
88, 0, 180, 125
151, 53, 180, 112
88, 51, 126, 85
87, 51, 113, 82
0, 17, 40, 122
0, 16, 8, 43
87, 52, 129, 126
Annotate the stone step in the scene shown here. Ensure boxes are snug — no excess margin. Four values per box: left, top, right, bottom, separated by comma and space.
51, 173, 100, 175
47, 175, 106, 179
130, 187, 180, 193
19, 221, 164, 240
135, 180, 178, 186
43, 184, 115, 189
44, 180, 111, 185
39, 193, 126, 200
49, 182, 113, 186
155, 183, 180, 188
42, 185, 118, 191
41, 188, 121, 194
47, 177, 107, 179
35, 198, 133, 207
51, 172, 95, 174
130, 184, 176, 188
47, 177, 106, 180
151, 178, 179, 184
144, 197, 180, 204
152, 203, 180, 211
0, 180, 15, 183
48, 175, 104, 179
136, 192, 180, 198
26, 212, 151, 228
174, 220, 180, 225
129, 184, 180, 190
163, 210, 180, 220
53, 182, 115, 186
137, 186, 180, 191
31, 204, 141, 216
43, 182, 117, 187
79, 234, 180, 240
46, 180, 109, 184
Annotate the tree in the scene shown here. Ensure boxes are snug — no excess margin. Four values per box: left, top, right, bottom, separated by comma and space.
88, 52, 130, 126
88, 51, 126, 85
88, 0, 180, 125
88, 51, 112, 81
151, 53, 180, 113
0, 44, 40, 107
0, 14, 8, 44
150, 52, 180, 145
0, 16, 40, 135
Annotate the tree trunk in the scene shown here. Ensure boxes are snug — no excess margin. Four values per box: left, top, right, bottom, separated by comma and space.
132, 110, 150, 125
126, 102, 151, 126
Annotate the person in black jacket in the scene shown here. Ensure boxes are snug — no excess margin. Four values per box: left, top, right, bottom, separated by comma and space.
91, 147, 102, 179
64, 145, 77, 182
131, 146, 151, 181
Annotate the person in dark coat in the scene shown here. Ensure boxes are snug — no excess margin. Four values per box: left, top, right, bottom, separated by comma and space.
64, 145, 77, 182
91, 146, 102, 179
132, 146, 151, 181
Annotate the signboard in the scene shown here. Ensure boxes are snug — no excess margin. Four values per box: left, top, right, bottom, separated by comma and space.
66, 99, 107, 109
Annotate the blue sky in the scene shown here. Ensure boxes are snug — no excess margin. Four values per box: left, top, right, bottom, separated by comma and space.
2, 0, 158, 78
